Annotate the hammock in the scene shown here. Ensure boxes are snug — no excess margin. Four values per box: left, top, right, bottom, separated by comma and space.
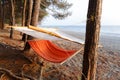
28, 40, 77, 63
10, 26, 84, 63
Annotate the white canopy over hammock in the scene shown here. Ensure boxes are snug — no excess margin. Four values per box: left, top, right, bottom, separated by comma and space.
12, 26, 84, 44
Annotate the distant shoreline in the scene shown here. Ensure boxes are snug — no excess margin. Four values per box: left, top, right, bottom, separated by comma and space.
40, 25, 120, 35
59, 30, 120, 52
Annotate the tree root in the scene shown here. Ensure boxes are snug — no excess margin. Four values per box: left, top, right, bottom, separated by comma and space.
0, 67, 36, 80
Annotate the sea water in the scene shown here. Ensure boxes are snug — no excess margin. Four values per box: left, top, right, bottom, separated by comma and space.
41, 25, 120, 37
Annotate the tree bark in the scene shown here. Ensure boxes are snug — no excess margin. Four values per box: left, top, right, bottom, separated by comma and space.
26, 0, 33, 26
1, 0, 5, 29
10, 0, 15, 39
10, 0, 15, 26
0, 0, 2, 28
22, 0, 27, 26
31, 0, 41, 26
22, 0, 27, 42
22, 0, 33, 27
81, 0, 102, 80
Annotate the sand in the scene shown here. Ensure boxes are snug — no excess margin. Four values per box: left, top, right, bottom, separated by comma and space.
0, 28, 120, 80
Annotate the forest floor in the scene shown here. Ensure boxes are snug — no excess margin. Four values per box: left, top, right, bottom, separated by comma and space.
0, 28, 120, 80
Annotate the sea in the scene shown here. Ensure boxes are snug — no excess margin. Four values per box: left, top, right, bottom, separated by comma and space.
40, 25, 120, 51
41, 25, 120, 37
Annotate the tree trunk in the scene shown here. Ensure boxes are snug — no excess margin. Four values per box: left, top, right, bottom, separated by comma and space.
81, 0, 102, 80
22, 0, 27, 41
22, 0, 33, 42
22, 0, 33, 41
26, 0, 33, 26
22, 0, 27, 26
1, 0, 5, 29
31, 0, 41, 26
0, 0, 2, 28
24, 0, 41, 51
10, 0, 15, 39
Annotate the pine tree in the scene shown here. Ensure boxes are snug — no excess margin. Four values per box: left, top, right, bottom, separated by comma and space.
81, 0, 103, 80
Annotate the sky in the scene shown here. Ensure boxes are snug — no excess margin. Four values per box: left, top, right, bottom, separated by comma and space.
41, 0, 120, 26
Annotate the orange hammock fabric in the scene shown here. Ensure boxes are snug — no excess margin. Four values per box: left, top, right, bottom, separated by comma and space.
28, 40, 76, 63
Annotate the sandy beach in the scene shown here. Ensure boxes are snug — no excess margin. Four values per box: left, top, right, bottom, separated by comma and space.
0, 28, 120, 80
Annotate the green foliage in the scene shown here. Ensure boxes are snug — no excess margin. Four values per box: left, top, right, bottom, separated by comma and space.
52, 12, 71, 20
41, 0, 72, 20
51, 0, 72, 10
0, 0, 72, 24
